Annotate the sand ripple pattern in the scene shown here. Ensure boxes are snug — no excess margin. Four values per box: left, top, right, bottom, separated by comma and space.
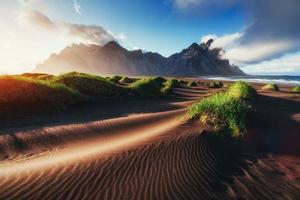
0, 115, 299, 199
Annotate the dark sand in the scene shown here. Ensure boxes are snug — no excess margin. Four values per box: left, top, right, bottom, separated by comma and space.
0, 81, 299, 200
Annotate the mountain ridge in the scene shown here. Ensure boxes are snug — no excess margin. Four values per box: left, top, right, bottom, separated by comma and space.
35, 40, 245, 76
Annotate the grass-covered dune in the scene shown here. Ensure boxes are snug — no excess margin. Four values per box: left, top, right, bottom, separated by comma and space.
106, 75, 122, 84
187, 81, 256, 137
261, 83, 279, 91
227, 81, 257, 99
160, 79, 180, 96
0, 76, 84, 114
188, 81, 197, 87
52, 72, 127, 98
129, 77, 167, 97
0, 72, 183, 116
207, 81, 223, 89
119, 76, 136, 84
21, 73, 55, 80
291, 86, 300, 93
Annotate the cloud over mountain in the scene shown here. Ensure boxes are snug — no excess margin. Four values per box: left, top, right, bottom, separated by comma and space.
176, 0, 300, 67
19, 9, 119, 46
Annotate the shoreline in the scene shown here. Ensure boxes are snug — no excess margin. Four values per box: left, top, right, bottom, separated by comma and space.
199, 75, 300, 86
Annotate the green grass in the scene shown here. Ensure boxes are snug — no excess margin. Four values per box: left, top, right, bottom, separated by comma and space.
0, 76, 84, 112
179, 80, 187, 84
9, 76, 80, 96
261, 83, 279, 91
106, 75, 122, 84
52, 72, 126, 98
291, 86, 300, 93
0, 72, 183, 117
188, 81, 197, 87
186, 81, 256, 137
21, 73, 55, 81
160, 79, 180, 95
207, 81, 223, 88
227, 81, 257, 99
120, 76, 136, 84
130, 77, 167, 97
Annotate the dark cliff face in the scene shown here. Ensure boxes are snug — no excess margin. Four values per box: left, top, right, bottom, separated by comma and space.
35, 41, 245, 76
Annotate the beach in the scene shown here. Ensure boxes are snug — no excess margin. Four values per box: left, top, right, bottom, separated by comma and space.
0, 78, 299, 200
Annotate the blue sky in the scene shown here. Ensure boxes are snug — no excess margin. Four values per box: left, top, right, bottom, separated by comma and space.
1, 0, 300, 75
52, 0, 245, 56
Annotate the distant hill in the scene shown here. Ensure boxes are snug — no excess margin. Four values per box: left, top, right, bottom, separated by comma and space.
34, 40, 245, 76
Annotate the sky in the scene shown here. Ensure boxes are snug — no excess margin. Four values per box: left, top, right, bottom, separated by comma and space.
0, 0, 300, 75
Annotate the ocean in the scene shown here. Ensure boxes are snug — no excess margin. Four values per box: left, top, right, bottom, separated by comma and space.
200, 75, 300, 86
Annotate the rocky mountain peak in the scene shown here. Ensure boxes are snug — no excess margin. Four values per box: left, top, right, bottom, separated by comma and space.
102, 41, 124, 51
35, 41, 245, 76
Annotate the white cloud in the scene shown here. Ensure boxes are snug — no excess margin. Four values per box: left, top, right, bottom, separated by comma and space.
73, 0, 81, 15
131, 46, 140, 51
201, 33, 299, 75
18, 9, 57, 31
173, 0, 202, 9
0, 8, 124, 74
171, 0, 238, 10
177, 0, 300, 75
201, 32, 296, 69
62, 23, 116, 45
117, 32, 126, 41
201, 32, 242, 49
18, 0, 42, 4
242, 52, 300, 75
224, 40, 294, 65
19, 9, 119, 46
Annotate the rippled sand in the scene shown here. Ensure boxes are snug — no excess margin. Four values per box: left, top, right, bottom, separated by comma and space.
0, 83, 299, 200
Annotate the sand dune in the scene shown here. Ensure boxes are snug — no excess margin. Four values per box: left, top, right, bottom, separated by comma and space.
0, 84, 299, 200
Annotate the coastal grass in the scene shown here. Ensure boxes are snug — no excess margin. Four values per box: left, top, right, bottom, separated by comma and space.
120, 76, 136, 84
0, 72, 183, 117
207, 81, 223, 89
21, 73, 55, 81
179, 80, 187, 84
262, 83, 279, 91
52, 72, 126, 98
291, 86, 300, 93
0, 75, 84, 112
106, 75, 122, 84
227, 81, 257, 99
130, 77, 167, 97
187, 81, 256, 137
188, 81, 197, 87
161, 79, 180, 95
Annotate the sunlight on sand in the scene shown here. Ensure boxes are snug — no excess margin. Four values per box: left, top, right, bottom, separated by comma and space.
0, 111, 183, 175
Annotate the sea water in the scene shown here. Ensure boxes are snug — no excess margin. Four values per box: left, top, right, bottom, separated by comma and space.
201, 75, 300, 86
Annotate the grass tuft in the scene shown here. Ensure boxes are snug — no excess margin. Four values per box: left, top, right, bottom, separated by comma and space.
186, 81, 256, 137
207, 81, 223, 88
188, 81, 197, 87
261, 83, 279, 91
130, 77, 166, 97
106, 76, 122, 84
179, 80, 187, 84
120, 76, 136, 84
161, 79, 180, 95
291, 86, 300, 93
227, 81, 257, 99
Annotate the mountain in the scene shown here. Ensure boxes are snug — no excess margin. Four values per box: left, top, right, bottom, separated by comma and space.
34, 40, 245, 76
